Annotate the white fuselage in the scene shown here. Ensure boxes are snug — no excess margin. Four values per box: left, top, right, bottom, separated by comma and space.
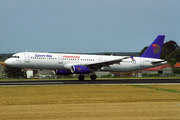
5, 52, 166, 72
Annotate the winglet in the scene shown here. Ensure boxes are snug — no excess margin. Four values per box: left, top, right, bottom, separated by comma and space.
140, 35, 165, 59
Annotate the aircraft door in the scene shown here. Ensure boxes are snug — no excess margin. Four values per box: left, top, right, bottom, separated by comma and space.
98, 57, 103, 61
24, 53, 30, 62
58, 55, 63, 64
140, 58, 144, 67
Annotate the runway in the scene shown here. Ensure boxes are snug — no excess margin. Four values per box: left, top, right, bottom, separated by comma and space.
0, 79, 180, 86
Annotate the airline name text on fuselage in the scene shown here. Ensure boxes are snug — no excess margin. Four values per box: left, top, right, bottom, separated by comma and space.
63, 55, 80, 58
35, 54, 52, 57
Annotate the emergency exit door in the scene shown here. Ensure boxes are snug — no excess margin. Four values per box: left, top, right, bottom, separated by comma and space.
140, 58, 144, 67
58, 55, 63, 64
24, 53, 30, 62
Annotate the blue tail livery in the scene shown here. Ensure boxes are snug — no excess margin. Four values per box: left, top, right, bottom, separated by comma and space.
140, 35, 165, 59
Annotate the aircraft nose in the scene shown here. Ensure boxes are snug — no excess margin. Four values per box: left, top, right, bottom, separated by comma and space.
5, 59, 12, 66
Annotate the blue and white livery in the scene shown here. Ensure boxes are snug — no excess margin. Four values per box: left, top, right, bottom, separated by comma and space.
5, 35, 167, 80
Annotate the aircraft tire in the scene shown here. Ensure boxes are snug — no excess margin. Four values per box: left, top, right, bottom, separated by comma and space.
78, 75, 84, 81
90, 74, 97, 80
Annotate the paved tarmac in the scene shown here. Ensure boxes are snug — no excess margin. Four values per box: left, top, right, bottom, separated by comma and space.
0, 79, 180, 86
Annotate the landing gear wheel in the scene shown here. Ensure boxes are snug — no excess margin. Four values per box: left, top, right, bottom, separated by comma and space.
78, 75, 84, 81
90, 74, 97, 80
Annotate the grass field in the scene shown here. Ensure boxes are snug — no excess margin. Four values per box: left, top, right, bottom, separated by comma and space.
0, 85, 180, 120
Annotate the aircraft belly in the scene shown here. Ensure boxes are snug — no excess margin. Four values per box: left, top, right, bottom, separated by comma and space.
20, 61, 64, 69
101, 64, 139, 72
32, 64, 64, 69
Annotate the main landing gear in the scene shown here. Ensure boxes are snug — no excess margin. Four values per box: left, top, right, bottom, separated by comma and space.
78, 74, 97, 81
78, 75, 85, 81
90, 74, 97, 80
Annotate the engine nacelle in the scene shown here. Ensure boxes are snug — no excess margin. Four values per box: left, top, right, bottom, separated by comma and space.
71, 65, 91, 74
55, 70, 72, 75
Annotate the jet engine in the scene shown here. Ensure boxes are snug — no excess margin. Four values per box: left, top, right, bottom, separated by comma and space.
71, 65, 91, 74
55, 70, 72, 75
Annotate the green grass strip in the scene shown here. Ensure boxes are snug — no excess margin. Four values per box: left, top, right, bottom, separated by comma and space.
131, 85, 180, 94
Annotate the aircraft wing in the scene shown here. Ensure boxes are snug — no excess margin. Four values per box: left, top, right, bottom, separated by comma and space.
79, 57, 130, 71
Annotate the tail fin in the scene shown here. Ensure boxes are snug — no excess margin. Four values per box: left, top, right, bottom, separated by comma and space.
140, 35, 165, 59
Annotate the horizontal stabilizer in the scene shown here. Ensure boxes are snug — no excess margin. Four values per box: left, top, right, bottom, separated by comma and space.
151, 60, 167, 65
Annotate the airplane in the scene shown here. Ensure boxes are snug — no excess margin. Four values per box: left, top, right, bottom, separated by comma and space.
5, 35, 167, 80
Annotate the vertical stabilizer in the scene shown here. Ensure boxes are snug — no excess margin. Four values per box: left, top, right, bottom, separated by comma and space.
140, 35, 165, 58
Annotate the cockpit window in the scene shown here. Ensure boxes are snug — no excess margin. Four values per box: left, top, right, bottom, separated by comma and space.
11, 56, 20, 58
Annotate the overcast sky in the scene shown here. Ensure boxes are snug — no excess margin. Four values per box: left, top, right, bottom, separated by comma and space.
1, 0, 180, 53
